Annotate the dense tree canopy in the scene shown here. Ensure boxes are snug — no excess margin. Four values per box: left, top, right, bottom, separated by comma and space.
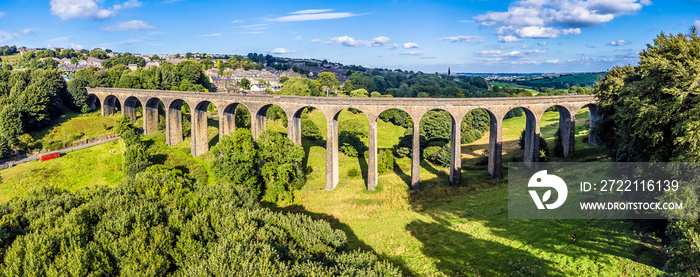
0, 168, 400, 276
592, 28, 700, 275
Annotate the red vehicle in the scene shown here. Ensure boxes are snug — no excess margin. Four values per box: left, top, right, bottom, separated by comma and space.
40, 152, 60, 162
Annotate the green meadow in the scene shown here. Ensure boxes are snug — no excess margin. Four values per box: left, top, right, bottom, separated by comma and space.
0, 106, 662, 276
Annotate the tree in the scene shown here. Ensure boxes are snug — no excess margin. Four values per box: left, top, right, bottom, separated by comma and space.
317, 71, 339, 96
591, 28, 700, 275
277, 77, 322, 96
210, 129, 261, 197
350, 88, 369, 97
239, 77, 251, 90
67, 78, 88, 110
256, 130, 305, 202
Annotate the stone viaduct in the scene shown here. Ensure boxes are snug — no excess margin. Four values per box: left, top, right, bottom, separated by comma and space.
86, 87, 597, 191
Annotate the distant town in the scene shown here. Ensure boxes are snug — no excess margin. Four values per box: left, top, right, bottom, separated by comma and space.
3, 46, 603, 95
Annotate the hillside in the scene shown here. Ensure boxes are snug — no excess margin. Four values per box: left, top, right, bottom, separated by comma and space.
0, 106, 662, 276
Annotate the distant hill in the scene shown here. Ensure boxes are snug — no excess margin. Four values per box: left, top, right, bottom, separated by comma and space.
513, 72, 604, 89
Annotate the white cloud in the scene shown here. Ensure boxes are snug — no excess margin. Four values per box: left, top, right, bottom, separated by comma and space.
421, 56, 437, 59
50, 0, 115, 20
385, 43, 398, 50
527, 49, 547, 54
0, 29, 32, 44
505, 50, 521, 56
199, 33, 222, 37
268, 48, 294, 54
401, 50, 423, 55
515, 26, 580, 38
310, 38, 321, 43
475, 0, 649, 41
538, 41, 548, 46
476, 50, 502, 56
123, 0, 142, 8
608, 39, 627, 46
327, 35, 390, 47
103, 20, 154, 31
440, 35, 484, 44
0, 11, 5, 19
290, 9, 333, 14
498, 35, 522, 42
403, 42, 419, 49
373, 36, 391, 44
272, 9, 362, 22
295, 35, 302, 41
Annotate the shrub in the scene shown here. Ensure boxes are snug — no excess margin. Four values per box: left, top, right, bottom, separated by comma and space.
347, 168, 360, 177
210, 129, 261, 198
301, 112, 323, 141
423, 143, 451, 167
0, 169, 402, 276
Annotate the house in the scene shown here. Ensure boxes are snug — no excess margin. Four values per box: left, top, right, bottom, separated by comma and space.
128, 64, 138, 71
77, 59, 88, 66
145, 60, 161, 69
58, 64, 87, 75
87, 57, 104, 68
250, 83, 266, 93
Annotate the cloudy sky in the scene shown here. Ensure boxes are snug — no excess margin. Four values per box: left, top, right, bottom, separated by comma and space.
0, 0, 698, 73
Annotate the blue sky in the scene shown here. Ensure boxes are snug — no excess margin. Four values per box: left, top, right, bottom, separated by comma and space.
0, 0, 699, 73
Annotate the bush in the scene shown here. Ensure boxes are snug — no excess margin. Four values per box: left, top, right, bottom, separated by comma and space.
505, 107, 524, 119
210, 129, 261, 198
43, 140, 63, 151
0, 169, 402, 276
423, 143, 451, 167
301, 112, 322, 141
340, 142, 359, 157
347, 168, 360, 177
378, 149, 394, 174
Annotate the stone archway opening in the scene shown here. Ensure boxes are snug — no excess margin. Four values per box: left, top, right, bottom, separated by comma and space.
165, 99, 189, 146
219, 103, 252, 139
377, 108, 413, 187
460, 108, 499, 178
143, 98, 165, 135
123, 96, 142, 124
255, 104, 288, 136
332, 108, 370, 190
191, 100, 217, 156
539, 105, 574, 159
417, 109, 456, 186
102, 95, 121, 116
86, 94, 101, 112
502, 106, 538, 167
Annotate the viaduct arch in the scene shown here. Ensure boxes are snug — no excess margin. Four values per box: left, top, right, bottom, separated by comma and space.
87, 87, 597, 191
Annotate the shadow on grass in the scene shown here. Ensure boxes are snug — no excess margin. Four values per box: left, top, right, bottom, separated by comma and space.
269, 203, 416, 274
402, 147, 663, 275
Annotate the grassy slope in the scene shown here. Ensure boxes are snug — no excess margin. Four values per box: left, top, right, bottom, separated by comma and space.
0, 140, 124, 202
29, 110, 123, 151
0, 108, 661, 276
276, 108, 660, 276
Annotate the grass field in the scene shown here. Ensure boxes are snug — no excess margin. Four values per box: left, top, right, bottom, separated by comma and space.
0, 140, 124, 202
489, 81, 540, 95
0, 53, 23, 64
0, 107, 662, 276
28, 110, 122, 152
271, 108, 660, 276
